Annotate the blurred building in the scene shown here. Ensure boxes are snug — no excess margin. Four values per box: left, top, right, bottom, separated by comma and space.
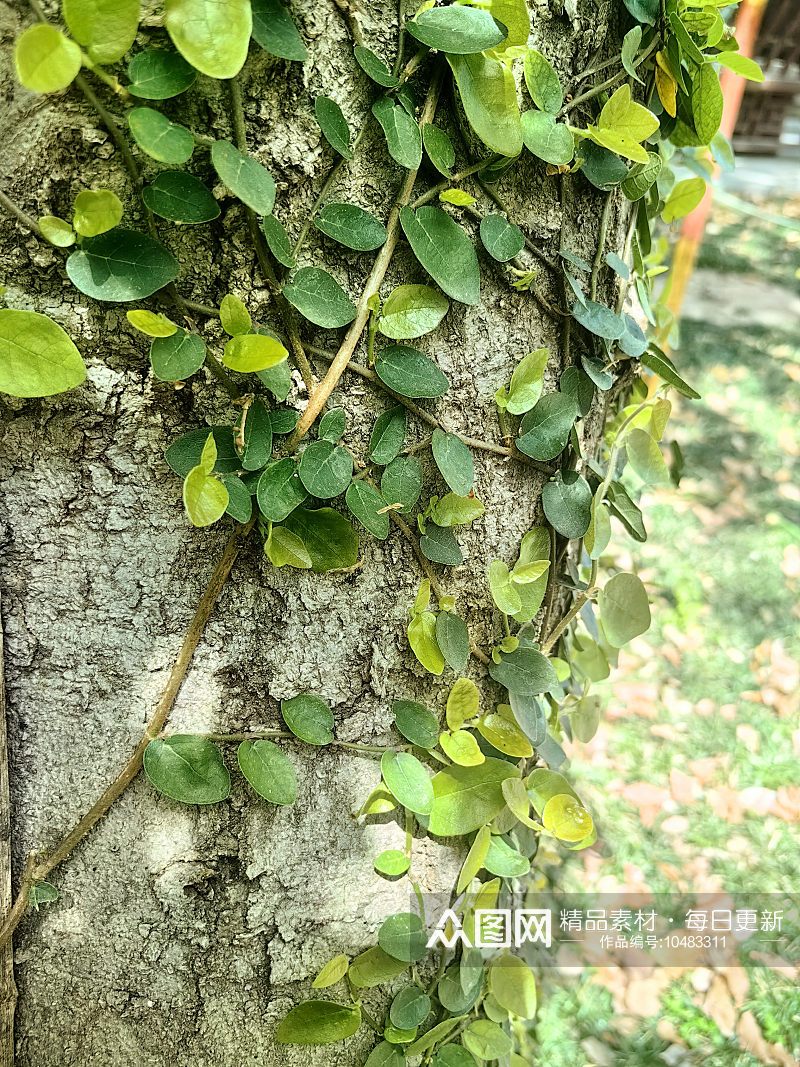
734, 0, 800, 154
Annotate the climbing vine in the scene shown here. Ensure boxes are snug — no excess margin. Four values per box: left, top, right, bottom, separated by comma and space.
0, 0, 763, 1061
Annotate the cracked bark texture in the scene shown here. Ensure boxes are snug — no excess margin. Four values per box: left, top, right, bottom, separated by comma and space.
0, 0, 629, 1062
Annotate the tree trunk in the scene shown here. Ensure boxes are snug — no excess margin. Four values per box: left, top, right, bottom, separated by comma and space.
0, 0, 626, 1062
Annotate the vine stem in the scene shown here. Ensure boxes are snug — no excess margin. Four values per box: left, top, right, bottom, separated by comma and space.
0, 188, 44, 240
287, 69, 443, 451
590, 190, 615, 301
0, 517, 256, 951
558, 36, 660, 117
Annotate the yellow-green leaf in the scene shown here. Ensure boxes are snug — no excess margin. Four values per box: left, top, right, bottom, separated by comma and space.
15, 24, 82, 94
446, 677, 480, 730
222, 334, 288, 372
439, 729, 485, 767
313, 954, 349, 989
488, 955, 537, 1019
73, 189, 124, 238
63, 0, 140, 65
164, 0, 252, 79
477, 713, 532, 758
126, 309, 177, 337
408, 612, 444, 675
456, 824, 491, 893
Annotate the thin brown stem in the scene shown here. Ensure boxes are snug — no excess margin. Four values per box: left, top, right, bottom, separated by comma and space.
0, 188, 44, 240
287, 69, 443, 450
591, 190, 615, 302
559, 37, 660, 117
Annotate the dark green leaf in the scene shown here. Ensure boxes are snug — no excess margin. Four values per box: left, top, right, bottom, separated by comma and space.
374, 344, 450, 399
150, 327, 206, 381
621, 151, 662, 202
256, 458, 307, 520
428, 758, 519, 836
393, 700, 439, 748
524, 49, 563, 114
572, 299, 625, 340
579, 140, 628, 191
618, 314, 647, 358
237, 739, 296, 804
127, 49, 196, 99
521, 110, 574, 166
420, 523, 463, 566
488, 646, 557, 695
692, 62, 723, 144
479, 213, 525, 262
128, 107, 194, 164
381, 751, 434, 815
283, 267, 357, 328
390, 986, 431, 1030
606, 481, 647, 541
581, 353, 613, 390
640, 347, 700, 399
509, 691, 547, 747
399, 205, 480, 305
281, 693, 334, 745
598, 571, 651, 646
435, 612, 469, 673
559, 366, 594, 416
318, 407, 346, 442
276, 1000, 361, 1045
142, 171, 220, 224
29, 882, 59, 907
251, 0, 308, 61
283, 507, 359, 571
144, 735, 230, 804
166, 426, 240, 477
422, 124, 455, 177
407, 7, 507, 54
220, 474, 253, 522
622, 0, 658, 25
517, 393, 578, 461
437, 963, 481, 1014
66, 228, 179, 302
431, 429, 474, 495
212, 140, 276, 216
432, 1045, 478, 1066
381, 454, 423, 513
315, 96, 352, 159
298, 440, 353, 498
369, 406, 407, 464
349, 946, 408, 988
365, 1042, 405, 1067
378, 912, 428, 963
372, 97, 422, 170
261, 215, 296, 267
315, 202, 387, 251
354, 44, 398, 87
448, 52, 523, 156
345, 480, 389, 539
542, 470, 592, 538
240, 398, 273, 470
268, 405, 300, 433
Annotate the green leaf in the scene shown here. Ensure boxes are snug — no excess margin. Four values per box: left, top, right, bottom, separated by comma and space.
606, 481, 647, 542
446, 677, 479, 731
29, 882, 59, 908
435, 613, 469, 673
509, 528, 550, 624
479, 214, 524, 263
488, 956, 537, 1019
262, 215, 296, 267
524, 50, 563, 114
432, 1045, 478, 1067
164, 0, 252, 79
407, 611, 444, 675
428, 758, 520, 836
298, 440, 353, 499
0, 309, 86, 398
381, 454, 423, 513
256, 458, 307, 521
621, 151, 662, 202
440, 730, 484, 767
560, 366, 594, 416
483, 835, 530, 876
73, 189, 123, 238
715, 52, 764, 82
211, 140, 276, 215
183, 461, 229, 527
572, 298, 625, 340
488, 646, 557, 695
393, 700, 439, 748
621, 25, 644, 85
128, 108, 194, 165
407, 6, 507, 53
429, 493, 484, 527
372, 97, 422, 170
150, 327, 206, 381
313, 954, 349, 989
463, 1020, 513, 1060
63, 0, 139, 64
375, 850, 411, 877
378, 285, 449, 340
283, 507, 359, 572
370, 406, 406, 465
238, 398, 272, 470
267, 404, 299, 431
251, 0, 308, 61
38, 216, 75, 247
625, 427, 670, 486
521, 110, 574, 166
542, 469, 592, 538
381, 751, 434, 815
276, 1000, 361, 1044
517, 393, 578, 461
378, 912, 428, 963
365, 1042, 405, 1067
406, 1020, 463, 1057
128, 309, 177, 338
144, 735, 231, 804
448, 53, 522, 157
264, 524, 311, 568
586, 85, 659, 164
542, 793, 594, 842
640, 347, 700, 399
354, 44, 398, 87
219, 294, 252, 336
374, 344, 450, 399
127, 49, 196, 99
598, 571, 651, 647
391, 986, 431, 1030
420, 523, 463, 566
692, 63, 723, 144
570, 692, 602, 742
223, 333, 288, 373
143, 171, 220, 224
315, 202, 387, 251
489, 559, 521, 615
422, 125, 455, 177
662, 176, 706, 223
315, 96, 352, 160
281, 693, 334, 745
345, 480, 389, 539
457, 825, 491, 892
220, 474, 252, 523
505, 348, 548, 415
67, 228, 179, 302
579, 141, 629, 191
349, 946, 409, 988
585, 490, 611, 560
622, 0, 658, 24
14, 24, 81, 93
399, 206, 480, 306
431, 429, 474, 495
237, 740, 296, 804
283, 267, 356, 328
166, 426, 240, 477
318, 407, 346, 443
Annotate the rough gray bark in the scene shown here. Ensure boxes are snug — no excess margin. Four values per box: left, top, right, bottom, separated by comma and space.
0, 0, 627, 1062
